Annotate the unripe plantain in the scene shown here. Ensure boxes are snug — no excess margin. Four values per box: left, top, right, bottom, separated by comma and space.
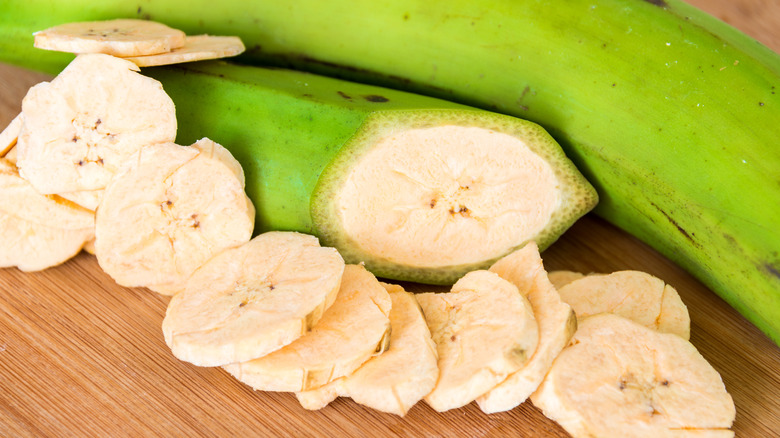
0, 0, 778, 343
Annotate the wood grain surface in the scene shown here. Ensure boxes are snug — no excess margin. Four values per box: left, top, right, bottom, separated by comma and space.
1, 1, 779, 437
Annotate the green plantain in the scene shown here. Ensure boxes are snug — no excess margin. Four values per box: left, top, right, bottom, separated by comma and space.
0, 0, 778, 344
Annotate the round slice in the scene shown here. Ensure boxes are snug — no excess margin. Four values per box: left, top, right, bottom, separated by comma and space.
0, 113, 22, 158
123, 35, 246, 67
223, 264, 391, 392
16, 53, 177, 199
296, 283, 439, 416
94, 138, 255, 295
415, 270, 539, 412
163, 231, 344, 367
0, 158, 94, 271
476, 242, 577, 414
530, 313, 735, 438
331, 126, 565, 269
33, 19, 186, 57
312, 112, 598, 284
558, 270, 690, 340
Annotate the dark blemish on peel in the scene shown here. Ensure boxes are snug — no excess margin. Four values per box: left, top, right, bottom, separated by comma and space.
650, 202, 696, 245
337, 91, 352, 100
363, 94, 389, 102
765, 263, 780, 280
643, 0, 668, 7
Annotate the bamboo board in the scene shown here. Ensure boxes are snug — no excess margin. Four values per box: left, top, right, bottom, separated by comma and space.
1, 0, 778, 436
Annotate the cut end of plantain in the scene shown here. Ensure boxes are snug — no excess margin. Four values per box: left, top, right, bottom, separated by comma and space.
312, 110, 598, 285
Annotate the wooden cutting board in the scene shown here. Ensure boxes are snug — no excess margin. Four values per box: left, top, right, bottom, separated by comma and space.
1, 1, 778, 436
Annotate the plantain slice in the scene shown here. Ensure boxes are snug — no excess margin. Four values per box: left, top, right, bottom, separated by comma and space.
16, 53, 177, 204
530, 313, 735, 438
295, 282, 439, 416
558, 270, 691, 340
0, 158, 94, 271
476, 242, 577, 413
224, 264, 391, 392
547, 270, 585, 290
0, 113, 22, 158
416, 270, 538, 412
123, 35, 245, 67
57, 189, 103, 211
163, 231, 344, 367
3, 146, 17, 165
94, 138, 255, 295
33, 19, 186, 57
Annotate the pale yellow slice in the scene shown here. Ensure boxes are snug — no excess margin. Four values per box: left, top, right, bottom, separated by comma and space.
16, 53, 177, 201
296, 283, 439, 416
548, 270, 585, 289
476, 242, 577, 413
34, 19, 186, 57
94, 138, 255, 295
58, 189, 103, 212
558, 270, 690, 339
162, 231, 344, 367
224, 264, 391, 392
124, 35, 245, 67
0, 158, 94, 271
531, 313, 735, 438
416, 270, 538, 412
0, 113, 22, 158
4, 146, 17, 165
